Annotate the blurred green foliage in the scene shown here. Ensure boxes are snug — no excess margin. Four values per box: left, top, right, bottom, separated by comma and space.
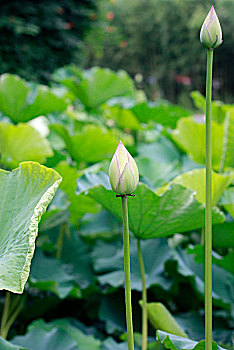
0, 0, 96, 83
83, 0, 234, 105
0, 67, 233, 348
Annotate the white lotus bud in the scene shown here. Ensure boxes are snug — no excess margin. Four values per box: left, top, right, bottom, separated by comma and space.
109, 141, 139, 195
200, 6, 222, 49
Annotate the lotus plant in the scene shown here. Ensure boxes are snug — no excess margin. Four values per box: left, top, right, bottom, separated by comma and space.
200, 6, 222, 350
109, 141, 139, 350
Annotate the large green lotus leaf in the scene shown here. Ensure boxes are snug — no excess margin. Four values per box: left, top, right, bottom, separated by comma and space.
92, 238, 171, 291
219, 187, 234, 218
55, 67, 135, 109
187, 245, 234, 275
136, 137, 181, 164
0, 74, 67, 123
213, 222, 234, 248
130, 102, 190, 128
12, 319, 101, 350
29, 250, 81, 299
22, 86, 68, 122
171, 248, 233, 307
51, 124, 118, 164
0, 122, 53, 168
103, 338, 142, 350
174, 312, 204, 341
13, 328, 76, 350
191, 91, 234, 171
55, 162, 99, 224
181, 155, 203, 173
80, 210, 122, 241
102, 338, 129, 350
99, 293, 127, 334
171, 117, 224, 170
190, 91, 206, 112
39, 190, 70, 231
0, 162, 62, 293
145, 302, 187, 338
158, 169, 232, 206
103, 105, 142, 130
58, 229, 95, 290
136, 157, 181, 189
157, 330, 225, 350
68, 126, 117, 163
219, 108, 234, 170
0, 337, 28, 350
81, 174, 224, 239
190, 91, 234, 124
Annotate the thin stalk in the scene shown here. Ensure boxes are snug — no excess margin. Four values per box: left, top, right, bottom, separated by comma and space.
0, 293, 25, 339
201, 227, 205, 245
137, 239, 148, 350
56, 223, 66, 260
121, 195, 135, 350
205, 48, 213, 350
0, 292, 10, 338
1, 296, 25, 339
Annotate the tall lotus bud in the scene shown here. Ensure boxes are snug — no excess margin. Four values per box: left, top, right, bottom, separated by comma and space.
109, 141, 139, 195
200, 6, 222, 49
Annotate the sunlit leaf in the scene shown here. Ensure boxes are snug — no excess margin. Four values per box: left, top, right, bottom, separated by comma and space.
219, 108, 234, 170
103, 105, 142, 131
190, 91, 234, 124
131, 102, 190, 128
55, 162, 99, 224
0, 123, 53, 168
55, 67, 135, 109
0, 74, 67, 123
158, 169, 232, 206
68, 126, 117, 163
172, 117, 224, 170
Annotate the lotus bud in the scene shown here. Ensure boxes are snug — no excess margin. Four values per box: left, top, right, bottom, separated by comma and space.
200, 6, 222, 49
109, 141, 139, 195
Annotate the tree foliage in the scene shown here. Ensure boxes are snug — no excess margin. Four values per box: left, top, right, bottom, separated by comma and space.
83, 0, 234, 104
0, 0, 96, 82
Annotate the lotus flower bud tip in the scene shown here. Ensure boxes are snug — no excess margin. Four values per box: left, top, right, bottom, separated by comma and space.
200, 6, 222, 49
109, 140, 139, 195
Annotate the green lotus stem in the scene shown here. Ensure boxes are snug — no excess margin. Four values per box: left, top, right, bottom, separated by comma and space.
0, 292, 10, 338
121, 195, 135, 350
0, 292, 25, 339
56, 223, 66, 260
137, 239, 148, 350
2, 296, 25, 339
201, 227, 205, 245
205, 48, 213, 350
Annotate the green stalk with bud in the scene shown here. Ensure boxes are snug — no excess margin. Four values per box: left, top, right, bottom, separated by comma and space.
109, 140, 139, 350
200, 6, 223, 350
